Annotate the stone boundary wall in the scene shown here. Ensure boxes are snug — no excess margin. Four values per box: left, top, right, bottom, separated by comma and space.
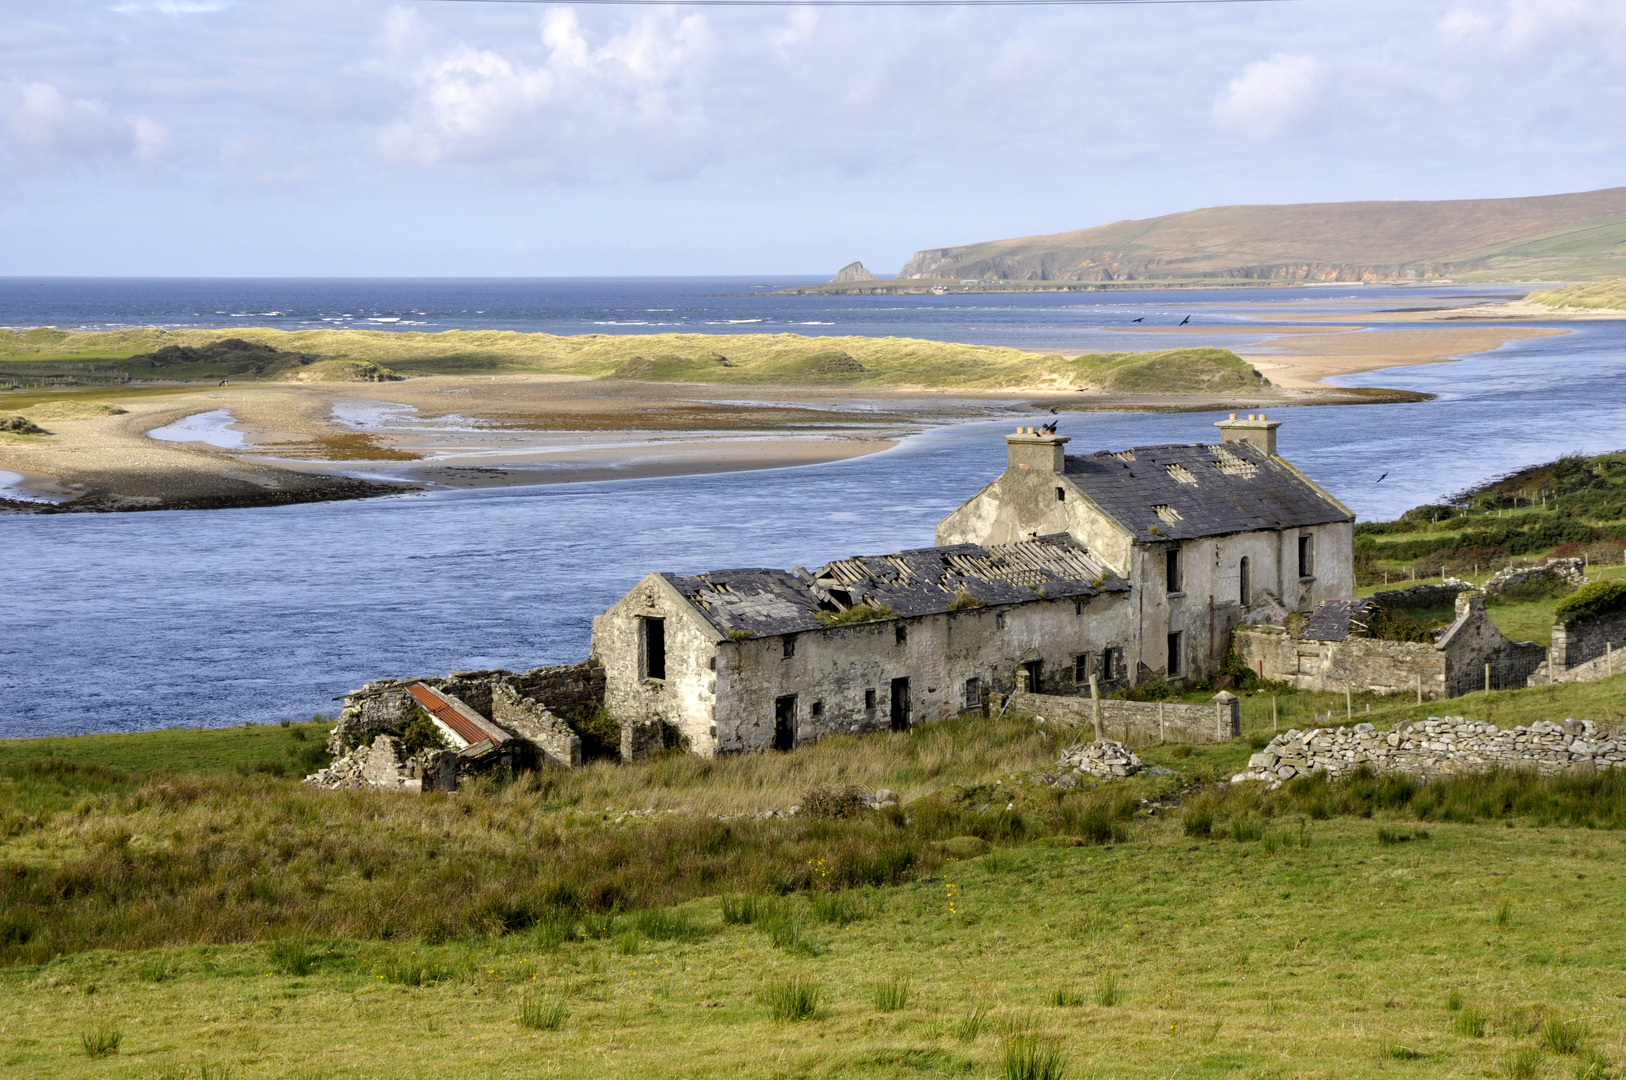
491, 684, 582, 769
1234, 717, 1625, 786
1008, 690, 1239, 744
1234, 626, 1451, 698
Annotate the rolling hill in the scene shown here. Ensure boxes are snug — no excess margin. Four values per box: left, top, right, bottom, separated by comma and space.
897, 186, 1626, 285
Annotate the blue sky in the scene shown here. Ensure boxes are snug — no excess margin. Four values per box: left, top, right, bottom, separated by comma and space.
2, 0, 1624, 276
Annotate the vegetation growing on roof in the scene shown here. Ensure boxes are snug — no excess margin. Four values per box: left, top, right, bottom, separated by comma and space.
815, 603, 898, 626
1553, 580, 1626, 627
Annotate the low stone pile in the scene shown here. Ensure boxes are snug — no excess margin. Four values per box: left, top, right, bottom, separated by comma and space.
1053, 740, 1145, 783
1485, 558, 1585, 598
304, 734, 460, 793
1234, 717, 1624, 788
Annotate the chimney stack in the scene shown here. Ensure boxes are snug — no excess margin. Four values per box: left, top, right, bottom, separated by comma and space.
1214, 412, 1281, 456
1005, 426, 1069, 474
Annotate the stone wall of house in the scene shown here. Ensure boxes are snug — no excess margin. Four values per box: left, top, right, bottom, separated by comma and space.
1438, 592, 1547, 696
1232, 626, 1449, 698
510, 661, 606, 729
491, 683, 582, 769
1007, 690, 1239, 744
1552, 606, 1626, 672
1233, 717, 1625, 786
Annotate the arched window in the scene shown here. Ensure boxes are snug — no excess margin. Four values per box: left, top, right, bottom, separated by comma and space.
1239, 557, 1250, 607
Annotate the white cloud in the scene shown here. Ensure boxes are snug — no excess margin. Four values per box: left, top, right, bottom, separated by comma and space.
375, 8, 712, 178
0, 81, 169, 164
1212, 53, 1325, 140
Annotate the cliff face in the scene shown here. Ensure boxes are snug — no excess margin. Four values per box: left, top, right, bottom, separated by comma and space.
898, 187, 1626, 284
829, 261, 877, 283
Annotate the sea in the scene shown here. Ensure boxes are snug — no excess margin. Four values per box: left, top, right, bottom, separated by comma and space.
3, 277, 1624, 737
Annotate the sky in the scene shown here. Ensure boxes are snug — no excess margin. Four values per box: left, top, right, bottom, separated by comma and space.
1, 0, 1624, 276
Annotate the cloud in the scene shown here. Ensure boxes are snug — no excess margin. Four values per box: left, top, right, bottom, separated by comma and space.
0, 81, 169, 164
374, 8, 712, 179
1212, 53, 1325, 140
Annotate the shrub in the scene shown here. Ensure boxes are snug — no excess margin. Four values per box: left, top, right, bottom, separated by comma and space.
760, 977, 820, 1022
518, 993, 566, 1031
873, 975, 910, 1012
801, 784, 868, 819
1555, 581, 1626, 626
80, 1026, 121, 1059
815, 603, 897, 626
1002, 1035, 1066, 1080
400, 709, 448, 755
948, 591, 986, 611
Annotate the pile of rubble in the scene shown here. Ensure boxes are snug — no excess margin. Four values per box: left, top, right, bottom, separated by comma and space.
1484, 558, 1585, 598
304, 734, 461, 793
1234, 717, 1624, 788
1044, 740, 1146, 788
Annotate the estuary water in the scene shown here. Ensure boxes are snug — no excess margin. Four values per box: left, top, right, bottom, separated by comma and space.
2, 280, 1625, 736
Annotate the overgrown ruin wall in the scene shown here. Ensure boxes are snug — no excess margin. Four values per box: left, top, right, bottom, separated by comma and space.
1007, 690, 1239, 745
1233, 717, 1625, 786
1234, 626, 1449, 697
1552, 607, 1626, 672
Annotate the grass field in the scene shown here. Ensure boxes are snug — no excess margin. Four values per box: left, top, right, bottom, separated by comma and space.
4, 682, 1626, 1078
0, 326, 1269, 393
1527, 279, 1626, 311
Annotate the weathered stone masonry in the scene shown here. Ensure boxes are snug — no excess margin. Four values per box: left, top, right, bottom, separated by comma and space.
1233, 716, 1625, 787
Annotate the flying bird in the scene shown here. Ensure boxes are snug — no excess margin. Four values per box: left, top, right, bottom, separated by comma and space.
1179, 315, 1191, 325
1131, 317, 1144, 323
1376, 472, 1388, 483
1048, 407, 1058, 414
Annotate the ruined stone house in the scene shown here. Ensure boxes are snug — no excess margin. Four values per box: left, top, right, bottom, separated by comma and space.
591, 536, 1134, 757
936, 414, 1355, 683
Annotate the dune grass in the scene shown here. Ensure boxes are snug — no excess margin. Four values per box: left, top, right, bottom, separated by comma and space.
0, 326, 1270, 393
1526, 279, 1626, 311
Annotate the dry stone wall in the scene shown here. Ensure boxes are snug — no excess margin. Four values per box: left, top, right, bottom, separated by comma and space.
1233, 717, 1625, 787
1009, 690, 1240, 744
305, 736, 461, 793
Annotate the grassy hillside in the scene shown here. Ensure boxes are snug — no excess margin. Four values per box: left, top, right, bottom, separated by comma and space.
895, 185, 1626, 284
1526, 278, 1626, 311
0, 326, 1270, 394
4, 690, 1626, 1078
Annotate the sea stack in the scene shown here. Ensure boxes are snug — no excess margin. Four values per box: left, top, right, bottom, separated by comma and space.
828, 261, 877, 283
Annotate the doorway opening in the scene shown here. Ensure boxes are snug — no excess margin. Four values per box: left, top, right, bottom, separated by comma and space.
773, 695, 797, 751
889, 678, 911, 732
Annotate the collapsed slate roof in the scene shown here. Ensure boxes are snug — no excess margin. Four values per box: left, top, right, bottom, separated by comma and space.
1299, 598, 1379, 642
1063, 441, 1352, 543
663, 535, 1128, 639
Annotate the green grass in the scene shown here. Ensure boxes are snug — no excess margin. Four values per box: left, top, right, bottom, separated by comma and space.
759, 976, 821, 1022
873, 974, 911, 1011
517, 992, 566, 1030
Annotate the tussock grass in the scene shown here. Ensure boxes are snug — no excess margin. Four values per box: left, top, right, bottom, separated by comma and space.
1093, 972, 1122, 1007
957, 1001, 989, 1042
759, 977, 820, 1022
872, 974, 911, 1012
79, 1025, 120, 1058
518, 993, 566, 1031
1002, 1034, 1066, 1080
1541, 1015, 1590, 1055
1454, 1005, 1490, 1037
1501, 1046, 1545, 1079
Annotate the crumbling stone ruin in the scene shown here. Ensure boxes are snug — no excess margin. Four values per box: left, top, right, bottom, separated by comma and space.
306, 661, 604, 793
1484, 558, 1585, 599
1233, 586, 1545, 698
1233, 717, 1625, 788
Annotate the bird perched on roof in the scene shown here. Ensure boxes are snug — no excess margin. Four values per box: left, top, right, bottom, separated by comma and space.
1039, 421, 1058, 435
1179, 315, 1191, 325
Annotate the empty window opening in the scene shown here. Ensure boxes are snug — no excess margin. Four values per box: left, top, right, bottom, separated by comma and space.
1298, 535, 1314, 578
1166, 548, 1182, 593
1239, 557, 1250, 606
783, 634, 796, 659
773, 695, 797, 751
1074, 654, 1091, 682
1021, 659, 1043, 693
995, 612, 1007, 630
964, 677, 982, 708
895, 623, 908, 646
708, 655, 716, 671
1074, 600, 1083, 616
1103, 647, 1122, 682
811, 700, 824, 719
1056, 486, 1066, 502
890, 677, 911, 732
1166, 632, 1182, 677
640, 617, 666, 681
864, 688, 877, 711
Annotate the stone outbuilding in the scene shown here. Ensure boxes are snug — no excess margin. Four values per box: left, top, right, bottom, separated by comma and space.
591, 536, 1134, 757
936, 414, 1354, 685
1232, 585, 1546, 698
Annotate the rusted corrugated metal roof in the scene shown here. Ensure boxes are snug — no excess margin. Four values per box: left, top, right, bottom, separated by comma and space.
407, 684, 496, 753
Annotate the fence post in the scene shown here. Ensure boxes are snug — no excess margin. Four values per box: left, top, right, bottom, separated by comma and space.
1415, 672, 1422, 705
1088, 673, 1103, 742
1157, 700, 1165, 743
1485, 662, 1491, 694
